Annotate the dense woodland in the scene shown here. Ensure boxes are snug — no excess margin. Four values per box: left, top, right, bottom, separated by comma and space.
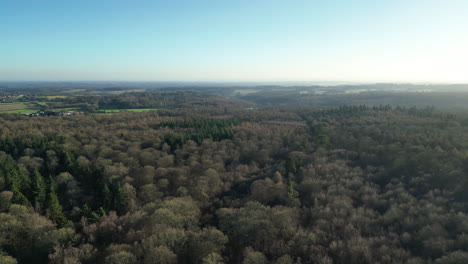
1, 90, 468, 264
239, 91, 468, 110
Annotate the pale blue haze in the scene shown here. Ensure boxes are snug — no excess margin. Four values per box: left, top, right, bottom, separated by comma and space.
1, 0, 467, 82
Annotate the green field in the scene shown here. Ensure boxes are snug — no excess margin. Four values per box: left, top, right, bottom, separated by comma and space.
1, 100, 158, 115
1, 109, 39, 114
99, 108, 158, 114
44, 95, 68, 99
0, 103, 40, 113
51, 107, 80, 111
0, 103, 28, 111
0, 103, 159, 115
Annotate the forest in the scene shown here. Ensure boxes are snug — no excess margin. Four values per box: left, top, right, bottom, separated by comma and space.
0, 89, 468, 264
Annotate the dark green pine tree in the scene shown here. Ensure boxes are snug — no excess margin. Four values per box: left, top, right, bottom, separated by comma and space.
1, 154, 28, 192
47, 191, 68, 227
285, 157, 297, 175
31, 169, 47, 210
82, 203, 92, 218
11, 190, 32, 207
113, 182, 127, 215
47, 178, 68, 227
82, 204, 105, 223
0, 153, 32, 207
102, 183, 113, 210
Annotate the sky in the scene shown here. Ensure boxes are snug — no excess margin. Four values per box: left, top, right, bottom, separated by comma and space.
1, 0, 468, 83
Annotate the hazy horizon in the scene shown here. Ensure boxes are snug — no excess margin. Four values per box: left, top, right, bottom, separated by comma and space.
2, 0, 468, 83
2, 80, 468, 85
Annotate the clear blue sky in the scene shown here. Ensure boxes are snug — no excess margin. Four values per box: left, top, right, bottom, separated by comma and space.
1, 0, 467, 82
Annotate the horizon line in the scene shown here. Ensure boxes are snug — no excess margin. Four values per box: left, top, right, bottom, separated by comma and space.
1, 80, 468, 85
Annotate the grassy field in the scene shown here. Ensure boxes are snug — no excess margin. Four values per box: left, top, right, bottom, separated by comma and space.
0, 103, 41, 113
44, 96, 68, 99
51, 107, 80, 111
1, 109, 39, 114
0, 103, 29, 111
99, 108, 158, 114
1, 102, 158, 115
